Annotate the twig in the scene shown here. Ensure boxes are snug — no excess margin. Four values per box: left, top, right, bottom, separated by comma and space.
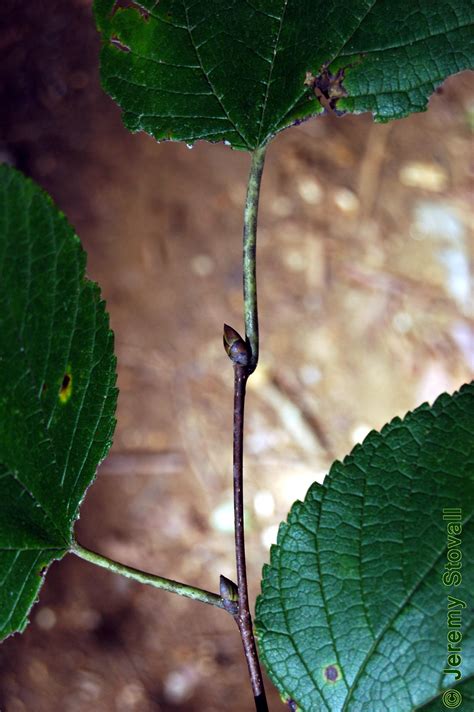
71, 542, 226, 611
223, 141, 269, 711
233, 363, 268, 711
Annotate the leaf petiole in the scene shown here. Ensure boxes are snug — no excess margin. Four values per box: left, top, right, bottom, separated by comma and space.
243, 143, 267, 373
70, 541, 226, 611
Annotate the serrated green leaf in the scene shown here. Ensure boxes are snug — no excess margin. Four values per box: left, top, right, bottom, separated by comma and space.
93, 0, 474, 150
0, 165, 117, 640
256, 384, 474, 711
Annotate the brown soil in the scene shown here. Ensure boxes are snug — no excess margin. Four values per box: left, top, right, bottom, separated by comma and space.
0, 2, 473, 711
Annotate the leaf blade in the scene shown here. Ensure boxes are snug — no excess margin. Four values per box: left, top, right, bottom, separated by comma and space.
0, 164, 117, 639
256, 384, 474, 711
0, 550, 65, 639
94, 0, 474, 149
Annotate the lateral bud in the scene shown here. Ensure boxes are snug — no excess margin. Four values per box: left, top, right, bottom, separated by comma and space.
223, 324, 249, 366
219, 575, 239, 614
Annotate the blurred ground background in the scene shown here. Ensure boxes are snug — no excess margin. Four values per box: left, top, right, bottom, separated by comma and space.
0, 2, 473, 711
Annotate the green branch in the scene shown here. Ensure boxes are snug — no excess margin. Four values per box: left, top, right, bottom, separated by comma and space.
222, 144, 270, 711
71, 542, 226, 611
243, 144, 267, 373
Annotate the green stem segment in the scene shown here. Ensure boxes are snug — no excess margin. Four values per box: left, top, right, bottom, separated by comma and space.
224, 144, 269, 711
71, 542, 226, 611
243, 144, 267, 373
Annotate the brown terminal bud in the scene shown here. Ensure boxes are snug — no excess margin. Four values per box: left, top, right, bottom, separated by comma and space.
223, 324, 249, 366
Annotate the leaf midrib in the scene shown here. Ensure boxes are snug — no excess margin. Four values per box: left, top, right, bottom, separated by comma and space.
182, 0, 252, 148
256, 0, 289, 146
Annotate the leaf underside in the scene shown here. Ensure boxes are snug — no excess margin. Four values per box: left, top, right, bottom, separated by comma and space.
94, 0, 474, 150
0, 165, 117, 640
256, 383, 474, 711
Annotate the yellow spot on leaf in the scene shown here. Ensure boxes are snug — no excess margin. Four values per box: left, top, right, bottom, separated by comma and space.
59, 371, 73, 404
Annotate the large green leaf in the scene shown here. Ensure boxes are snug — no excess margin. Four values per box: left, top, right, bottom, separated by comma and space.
0, 165, 117, 640
93, 0, 474, 150
256, 384, 474, 711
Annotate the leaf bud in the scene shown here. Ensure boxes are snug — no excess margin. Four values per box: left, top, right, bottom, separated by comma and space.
219, 575, 239, 614
223, 324, 249, 366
